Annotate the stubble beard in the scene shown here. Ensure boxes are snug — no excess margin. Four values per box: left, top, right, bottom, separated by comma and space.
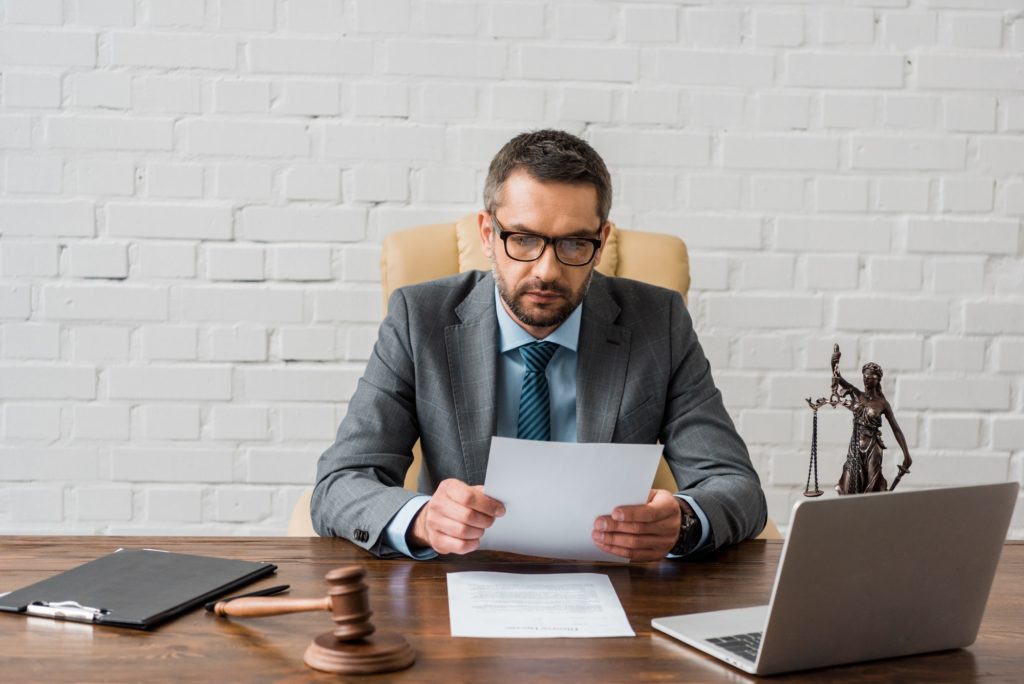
492, 264, 594, 330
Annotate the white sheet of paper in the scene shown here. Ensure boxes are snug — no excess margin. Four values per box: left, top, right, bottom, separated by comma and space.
478, 436, 662, 562
447, 571, 635, 638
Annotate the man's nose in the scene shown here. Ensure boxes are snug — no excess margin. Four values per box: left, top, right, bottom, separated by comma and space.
530, 242, 563, 281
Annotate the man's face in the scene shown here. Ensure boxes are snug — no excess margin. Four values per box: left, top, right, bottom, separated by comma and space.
479, 170, 611, 339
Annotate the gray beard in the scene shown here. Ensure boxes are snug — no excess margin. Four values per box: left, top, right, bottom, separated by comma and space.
492, 264, 593, 330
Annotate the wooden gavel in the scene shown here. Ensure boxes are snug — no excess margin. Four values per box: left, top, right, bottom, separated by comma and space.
214, 565, 373, 640
214, 565, 414, 674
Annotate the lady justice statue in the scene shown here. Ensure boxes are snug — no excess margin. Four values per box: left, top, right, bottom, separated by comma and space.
830, 345, 913, 495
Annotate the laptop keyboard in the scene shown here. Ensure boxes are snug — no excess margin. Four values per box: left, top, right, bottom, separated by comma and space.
707, 631, 762, 662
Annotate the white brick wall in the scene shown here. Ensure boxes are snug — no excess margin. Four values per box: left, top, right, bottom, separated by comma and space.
1, 1, 1021, 540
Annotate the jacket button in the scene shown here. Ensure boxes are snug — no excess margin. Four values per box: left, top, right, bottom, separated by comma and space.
354, 529, 369, 543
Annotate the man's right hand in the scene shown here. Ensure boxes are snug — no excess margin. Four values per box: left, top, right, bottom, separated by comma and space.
408, 478, 505, 555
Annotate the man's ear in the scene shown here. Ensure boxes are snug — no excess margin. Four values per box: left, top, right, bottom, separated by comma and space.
478, 211, 495, 259
592, 221, 612, 268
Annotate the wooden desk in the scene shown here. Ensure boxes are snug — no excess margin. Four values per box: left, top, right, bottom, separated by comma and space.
2, 537, 1021, 682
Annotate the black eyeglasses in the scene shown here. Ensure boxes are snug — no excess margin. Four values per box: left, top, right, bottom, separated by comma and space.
490, 213, 603, 267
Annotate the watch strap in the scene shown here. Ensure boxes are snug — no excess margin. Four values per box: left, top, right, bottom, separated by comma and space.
670, 498, 703, 556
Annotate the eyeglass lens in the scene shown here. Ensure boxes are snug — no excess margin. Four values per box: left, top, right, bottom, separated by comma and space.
505, 233, 596, 265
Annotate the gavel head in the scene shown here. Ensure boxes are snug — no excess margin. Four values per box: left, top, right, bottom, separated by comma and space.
324, 566, 376, 641
303, 566, 415, 675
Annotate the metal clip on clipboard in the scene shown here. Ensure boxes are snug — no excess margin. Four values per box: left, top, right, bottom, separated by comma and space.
27, 600, 110, 623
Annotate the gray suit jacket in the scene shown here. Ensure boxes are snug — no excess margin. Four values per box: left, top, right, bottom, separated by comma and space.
312, 271, 767, 557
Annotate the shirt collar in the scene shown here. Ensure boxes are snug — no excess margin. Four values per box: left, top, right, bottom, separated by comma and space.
494, 287, 582, 354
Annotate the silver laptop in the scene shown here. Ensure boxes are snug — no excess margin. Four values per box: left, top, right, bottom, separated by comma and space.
652, 482, 1019, 675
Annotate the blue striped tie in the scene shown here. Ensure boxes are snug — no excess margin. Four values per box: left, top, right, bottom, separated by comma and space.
517, 341, 558, 441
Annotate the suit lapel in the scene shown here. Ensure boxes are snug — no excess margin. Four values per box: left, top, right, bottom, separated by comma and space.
577, 274, 630, 443
446, 274, 499, 484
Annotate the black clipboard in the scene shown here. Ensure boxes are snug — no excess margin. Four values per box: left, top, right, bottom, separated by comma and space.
0, 548, 276, 629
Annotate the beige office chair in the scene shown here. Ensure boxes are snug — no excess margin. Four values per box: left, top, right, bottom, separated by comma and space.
289, 214, 780, 540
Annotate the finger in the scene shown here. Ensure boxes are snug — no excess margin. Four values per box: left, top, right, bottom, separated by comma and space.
593, 539, 665, 562
426, 497, 493, 533
420, 504, 488, 554
431, 532, 480, 555
468, 486, 506, 517
595, 515, 642, 535
429, 498, 500, 531
429, 514, 489, 542
613, 490, 680, 523
598, 517, 676, 537
611, 504, 674, 525
441, 481, 506, 517
595, 512, 677, 538
592, 529, 673, 552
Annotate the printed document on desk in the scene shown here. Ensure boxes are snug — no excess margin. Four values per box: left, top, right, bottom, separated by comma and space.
447, 571, 635, 638
479, 436, 661, 562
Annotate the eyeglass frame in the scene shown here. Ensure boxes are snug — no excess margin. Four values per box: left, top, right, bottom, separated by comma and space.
488, 212, 604, 267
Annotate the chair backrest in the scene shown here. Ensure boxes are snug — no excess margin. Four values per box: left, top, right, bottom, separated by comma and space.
381, 214, 690, 494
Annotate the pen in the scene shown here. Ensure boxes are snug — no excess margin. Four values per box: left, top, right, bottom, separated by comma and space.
204, 584, 289, 612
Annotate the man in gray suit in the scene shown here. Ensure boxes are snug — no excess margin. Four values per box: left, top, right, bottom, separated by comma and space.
313, 129, 766, 561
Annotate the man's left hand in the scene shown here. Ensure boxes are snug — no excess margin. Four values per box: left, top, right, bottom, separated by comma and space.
592, 489, 681, 561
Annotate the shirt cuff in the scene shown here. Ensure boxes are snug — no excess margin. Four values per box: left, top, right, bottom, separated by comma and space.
667, 494, 712, 558
383, 495, 438, 560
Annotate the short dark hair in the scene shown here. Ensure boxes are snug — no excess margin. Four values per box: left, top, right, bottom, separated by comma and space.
484, 129, 612, 222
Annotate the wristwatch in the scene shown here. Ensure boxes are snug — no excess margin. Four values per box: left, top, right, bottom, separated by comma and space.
670, 499, 703, 556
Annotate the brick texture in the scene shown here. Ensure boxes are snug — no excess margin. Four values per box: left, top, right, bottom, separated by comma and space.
1, 1, 1021, 540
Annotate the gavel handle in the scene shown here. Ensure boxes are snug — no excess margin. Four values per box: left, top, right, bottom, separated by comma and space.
213, 596, 331, 618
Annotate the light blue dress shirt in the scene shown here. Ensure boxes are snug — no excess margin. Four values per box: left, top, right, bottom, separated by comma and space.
494, 288, 581, 443
382, 287, 710, 559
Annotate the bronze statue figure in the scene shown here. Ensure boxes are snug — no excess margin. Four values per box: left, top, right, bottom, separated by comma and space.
830, 345, 912, 495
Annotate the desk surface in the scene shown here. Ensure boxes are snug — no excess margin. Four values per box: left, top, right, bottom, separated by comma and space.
1, 536, 1021, 683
